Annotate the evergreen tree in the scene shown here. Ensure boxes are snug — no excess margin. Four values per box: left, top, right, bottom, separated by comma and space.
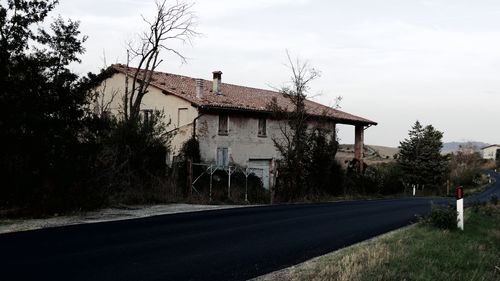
0, 0, 92, 211
397, 121, 449, 191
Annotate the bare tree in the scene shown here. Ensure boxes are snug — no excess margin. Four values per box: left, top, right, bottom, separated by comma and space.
449, 142, 482, 187
268, 53, 317, 199
91, 52, 119, 117
268, 52, 344, 201
269, 51, 320, 153
124, 0, 198, 122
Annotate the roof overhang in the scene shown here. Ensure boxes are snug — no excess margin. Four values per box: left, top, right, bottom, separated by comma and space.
198, 105, 377, 127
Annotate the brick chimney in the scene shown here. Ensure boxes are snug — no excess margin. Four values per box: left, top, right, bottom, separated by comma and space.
195, 78, 204, 99
212, 71, 222, 94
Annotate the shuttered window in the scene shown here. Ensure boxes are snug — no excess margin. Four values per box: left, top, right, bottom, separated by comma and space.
258, 118, 267, 137
216, 147, 229, 167
140, 109, 154, 123
218, 114, 228, 135
178, 108, 188, 127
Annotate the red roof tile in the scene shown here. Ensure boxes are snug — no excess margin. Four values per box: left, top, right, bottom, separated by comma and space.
112, 64, 377, 126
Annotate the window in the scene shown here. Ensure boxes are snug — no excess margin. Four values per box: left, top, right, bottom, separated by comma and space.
258, 118, 267, 137
140, 109, 154, 123
217, 147, 229, 167
178, 108, 188, 127
218, 114, 228, 135
165, 151, 172, 166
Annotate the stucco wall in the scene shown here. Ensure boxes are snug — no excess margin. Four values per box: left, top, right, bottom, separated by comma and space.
482, 146, 500, 160
96, 72, 198, 155
196, 113, 283, 167
96, 73, 340, 168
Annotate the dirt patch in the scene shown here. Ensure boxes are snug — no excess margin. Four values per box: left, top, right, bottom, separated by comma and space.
0, 203, 254, 234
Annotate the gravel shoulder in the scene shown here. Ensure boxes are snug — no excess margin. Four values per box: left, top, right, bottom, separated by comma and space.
0, 203, 252, 234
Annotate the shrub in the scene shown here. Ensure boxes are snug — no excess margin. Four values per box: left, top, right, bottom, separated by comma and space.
470, 200, 495, 216
470, 200, 485, 213
426, 205, 457, 230
490, 195, 498, 206
481, 205, 494, 217
92, 112, 173, 205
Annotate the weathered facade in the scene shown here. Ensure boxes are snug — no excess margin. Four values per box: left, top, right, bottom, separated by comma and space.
481, 144, 500, 160
96, 64, 377, 188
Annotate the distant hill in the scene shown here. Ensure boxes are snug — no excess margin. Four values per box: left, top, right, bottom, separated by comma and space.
441, 141, 490, 154
336, 142, 490, 164
337, 144, 399, 165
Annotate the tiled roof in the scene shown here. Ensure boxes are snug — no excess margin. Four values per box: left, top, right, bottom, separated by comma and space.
481, 144, 500, 150
112, 64, 377, 126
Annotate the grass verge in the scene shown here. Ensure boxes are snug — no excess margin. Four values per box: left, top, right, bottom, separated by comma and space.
257, 204, 500, 281
463, 175, 496, 197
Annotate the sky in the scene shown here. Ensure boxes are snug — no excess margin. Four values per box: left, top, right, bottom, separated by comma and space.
52, 0, 500, 147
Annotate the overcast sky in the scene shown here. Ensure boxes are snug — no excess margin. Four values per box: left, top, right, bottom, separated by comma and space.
54, 0, 500, 147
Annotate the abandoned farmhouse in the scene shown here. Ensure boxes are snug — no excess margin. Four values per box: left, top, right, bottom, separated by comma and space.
96, 64, 377, 189
481, 144, 500, 160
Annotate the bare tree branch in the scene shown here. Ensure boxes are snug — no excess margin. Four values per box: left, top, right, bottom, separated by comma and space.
123, 0, 199, 122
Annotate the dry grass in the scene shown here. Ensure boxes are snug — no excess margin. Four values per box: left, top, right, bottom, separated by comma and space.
308, 243, 392, 281
254, 229, 405, 281
255, 204, 500, 281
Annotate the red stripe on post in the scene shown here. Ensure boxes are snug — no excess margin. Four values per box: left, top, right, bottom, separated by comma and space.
457, 186, 463, 200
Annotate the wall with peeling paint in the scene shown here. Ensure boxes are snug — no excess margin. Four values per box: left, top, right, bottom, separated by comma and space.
196, 113, 283, 167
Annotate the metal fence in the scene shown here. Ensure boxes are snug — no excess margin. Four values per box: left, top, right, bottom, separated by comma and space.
189, 162, 265, 202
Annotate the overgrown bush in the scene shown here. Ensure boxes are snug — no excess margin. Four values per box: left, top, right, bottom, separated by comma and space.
471, 200, 494, 216
425, 205, 457, 230
181, 137, 201, 163
342, 162, 405, 197
449, 144, 484, 192
274, 126, 344, 201
470, 200, 485, 213
305, 128, 344, 197
173, 137, 202, 197
343, 164, 379, 196
490, 195, 498, 206
92, 112, 173, 205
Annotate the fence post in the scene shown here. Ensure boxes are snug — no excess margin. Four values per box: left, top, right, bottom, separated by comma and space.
187, 158, 193, 196
245, 167, 249, 202
227, 166, 231, 198
271, 162, 278, 205
209, 164, 213, 202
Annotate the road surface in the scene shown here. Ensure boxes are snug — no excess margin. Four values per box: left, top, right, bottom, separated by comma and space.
1, 171, 499, 281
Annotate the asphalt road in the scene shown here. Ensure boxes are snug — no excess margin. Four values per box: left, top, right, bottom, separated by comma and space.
1, 171, 499, 281
466, 170, 500, 204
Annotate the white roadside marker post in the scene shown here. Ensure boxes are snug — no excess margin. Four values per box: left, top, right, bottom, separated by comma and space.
412, 184, 416, 197
457, 186, 464, 231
